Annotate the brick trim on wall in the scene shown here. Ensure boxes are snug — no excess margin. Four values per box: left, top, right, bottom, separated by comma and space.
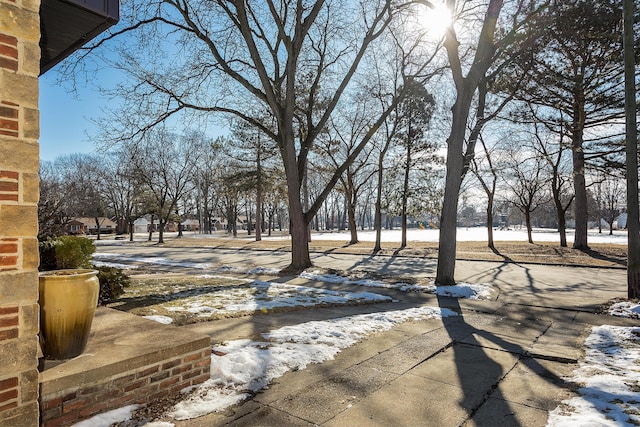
0, 33, 18, 72
0, 238, 19, 270
0, 375, 19, 413
0, 170, 19, 202
0, 306, 19, 342
40, 348, 211, 426
0, 101, 19, 138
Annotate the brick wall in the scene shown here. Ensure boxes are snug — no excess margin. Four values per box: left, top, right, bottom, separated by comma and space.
40, 348, 211, 426
0, 0, 41, 425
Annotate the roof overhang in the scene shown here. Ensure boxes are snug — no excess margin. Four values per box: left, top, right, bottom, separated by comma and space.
40, 0, 119, 75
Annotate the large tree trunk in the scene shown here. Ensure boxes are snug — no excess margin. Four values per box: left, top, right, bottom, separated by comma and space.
148, 216, 154, 241
281, 121, 313, 271
436, 86, 476, 285
373, 158, 384, 253
572, 83, 589, 250
94, 217, 101, 241
345, 173, 359, 245
401, 142, 411, 249
623, 0, 640, 298
158, 220, 165, 244
557, 205, 567, 247
552, 185, 568, 247
436, 115, 467, 285
347, 195, 358, 245
255, 148, 262, 242
436, 0, 503, 286
285, 198, 312, 272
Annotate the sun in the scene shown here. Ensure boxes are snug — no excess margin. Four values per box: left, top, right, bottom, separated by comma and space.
418, 2, 453, 40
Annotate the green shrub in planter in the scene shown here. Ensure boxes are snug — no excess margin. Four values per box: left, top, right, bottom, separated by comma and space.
95, 266, 130, 305
39, 236, 96, 271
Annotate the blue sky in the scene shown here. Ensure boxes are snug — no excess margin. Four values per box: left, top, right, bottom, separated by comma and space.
39, 68, 228, 162
39, 72, 106, 162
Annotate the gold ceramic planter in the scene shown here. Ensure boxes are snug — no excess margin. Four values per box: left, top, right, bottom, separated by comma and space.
38, 269, 99, 359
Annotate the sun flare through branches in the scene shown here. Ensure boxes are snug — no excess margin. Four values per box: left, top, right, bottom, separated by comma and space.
416, 1, 453, 40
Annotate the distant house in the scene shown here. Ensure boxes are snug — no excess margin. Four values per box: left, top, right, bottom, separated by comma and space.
67, 217, 117, 235
181, 219, 200, 231
66, 219, 86, 235
133, 217, 151, 233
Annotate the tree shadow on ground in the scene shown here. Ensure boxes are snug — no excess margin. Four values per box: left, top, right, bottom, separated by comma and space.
437, 294, 573, 425
578, 247, 627, 267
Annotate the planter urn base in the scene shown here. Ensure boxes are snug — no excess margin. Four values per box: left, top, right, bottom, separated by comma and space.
38, 269, 99, 360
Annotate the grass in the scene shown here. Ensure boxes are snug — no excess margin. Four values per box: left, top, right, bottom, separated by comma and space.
142, 235, 628, 268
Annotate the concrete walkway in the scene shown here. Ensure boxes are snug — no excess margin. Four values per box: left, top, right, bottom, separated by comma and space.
96, 245, 637, 426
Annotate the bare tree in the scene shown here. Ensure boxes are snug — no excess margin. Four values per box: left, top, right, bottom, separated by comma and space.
470, 134, 500, 249
128, 130, 198, 244
506, 0, 635, 250
528, 118, 574, 247
319, 98, 380, 245
76, 1, 408, 272
504, 150, 548, 243
193, 139, 224, 235
38, 161, 67, 237
101, 152, 145, 241
430, 0, 546, 285
600, 174, 625, 236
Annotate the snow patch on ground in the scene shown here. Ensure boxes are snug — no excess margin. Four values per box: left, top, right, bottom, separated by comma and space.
92, 260, 140, 269
607, 301, 640, 319
72, 405, 139, 427
143, 315, 174, 325
168, 305, 458, 420
432, 282, 494, 300
547, 325, 640, 426
141, 280, 392, 321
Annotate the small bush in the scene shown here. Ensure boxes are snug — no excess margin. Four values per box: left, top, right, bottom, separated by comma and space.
96, 266, 130, 305
38, 236, 96, 271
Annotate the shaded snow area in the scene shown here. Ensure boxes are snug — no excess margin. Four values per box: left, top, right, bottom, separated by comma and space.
140, 280, 392, 323
547, 325, 640, 427
300, 270, 493, 300
75, 306, 457, 426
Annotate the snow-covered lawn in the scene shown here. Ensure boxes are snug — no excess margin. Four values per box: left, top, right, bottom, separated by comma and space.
134, 279, 393, 323
95, 227, 630, 245
306, 227, 629, 245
